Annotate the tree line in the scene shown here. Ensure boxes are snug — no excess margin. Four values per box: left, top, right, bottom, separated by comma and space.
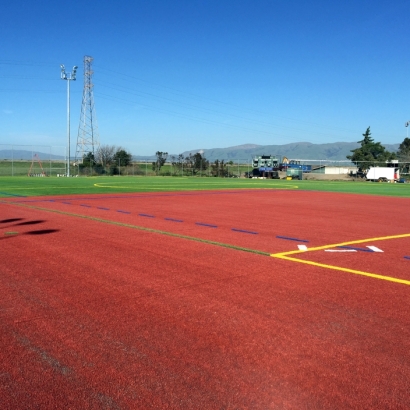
153, 151, 237, 177
80, 145, 132, 175
347, 127, 410, 173
80, 129, 410, 177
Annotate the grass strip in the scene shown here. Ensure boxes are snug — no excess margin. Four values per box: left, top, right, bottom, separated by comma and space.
5, 201, 271, 257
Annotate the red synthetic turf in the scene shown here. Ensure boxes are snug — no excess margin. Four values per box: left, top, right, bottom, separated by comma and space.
1, 190, 410, 409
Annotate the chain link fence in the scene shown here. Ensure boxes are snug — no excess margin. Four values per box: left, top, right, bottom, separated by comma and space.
0, 145, 408, 178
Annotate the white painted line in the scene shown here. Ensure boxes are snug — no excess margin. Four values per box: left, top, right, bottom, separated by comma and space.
298, 245, 308, 251
325, 249, 357, 252
367, 246, 383, 253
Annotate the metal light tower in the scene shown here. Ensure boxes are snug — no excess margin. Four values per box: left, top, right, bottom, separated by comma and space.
60, 64, 78, 177
76, 56, 100, 163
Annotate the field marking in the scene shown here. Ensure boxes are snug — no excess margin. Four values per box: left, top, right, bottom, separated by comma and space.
4, 201, 271, 257
271, 233, 410, 286
273, 254, 410, 286
273, 233, 410, 257
367, 246, 383, 253
93, 183, 299, 190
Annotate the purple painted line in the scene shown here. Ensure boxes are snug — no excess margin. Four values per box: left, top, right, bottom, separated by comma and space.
404, 256, 410, 260
97, 207, 110, 210
276, 235, 309, 243
196, 222, 218, 228
232, 228, 258, 235
80, 204, 91, 207
117, 210, 131, 214
139, 213, 154, 218
165, 218, 183, 223
62, 202, 71, 205
338, 246, 373, 252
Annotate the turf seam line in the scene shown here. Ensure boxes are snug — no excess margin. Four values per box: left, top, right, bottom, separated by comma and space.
7, 202, 271, 257
276, 235, 309, 242
0, 192, 26, 197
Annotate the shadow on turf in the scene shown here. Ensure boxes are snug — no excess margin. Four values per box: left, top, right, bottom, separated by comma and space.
14, 220, 46, 226
26, 229, 59, 235
1, 229, 60, 240
0, 218, 24, 223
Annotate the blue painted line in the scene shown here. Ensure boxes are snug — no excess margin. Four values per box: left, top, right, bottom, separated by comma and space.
139, 213, 154, 218
117, 210, 131, 214
276, 235, 309, 243
196, 222, 218, 228
232, 228, 258, 235
404, 256, 410, 260
165, 218, 183, 223
97, 207, 110, 210
80, 204, 91, 208
338, 246, 373, 252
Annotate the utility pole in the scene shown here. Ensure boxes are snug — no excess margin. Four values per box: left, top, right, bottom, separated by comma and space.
60, 64, 78, 177
76, 56, 100, 163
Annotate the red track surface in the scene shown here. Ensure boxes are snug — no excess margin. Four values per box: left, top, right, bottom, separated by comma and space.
1, 190, 410, 409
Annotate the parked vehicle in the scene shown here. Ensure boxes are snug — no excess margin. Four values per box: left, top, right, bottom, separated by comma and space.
366, 167, 400, 182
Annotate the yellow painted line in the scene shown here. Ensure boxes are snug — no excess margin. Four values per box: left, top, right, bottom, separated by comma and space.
271, 233, 410, 286
272, 232, 410, 257
93, 183, 299, 189
274, 254, 410, 286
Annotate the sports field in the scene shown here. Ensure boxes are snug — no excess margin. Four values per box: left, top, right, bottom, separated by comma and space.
1, 177, 410, 409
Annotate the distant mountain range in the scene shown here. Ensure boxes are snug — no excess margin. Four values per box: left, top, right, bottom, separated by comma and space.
0, 150, 64, 160
136, 141, 400, 162
1, 141, 401, 163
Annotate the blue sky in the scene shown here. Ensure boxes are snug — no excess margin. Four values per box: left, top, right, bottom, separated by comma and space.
1, 0, 410, 157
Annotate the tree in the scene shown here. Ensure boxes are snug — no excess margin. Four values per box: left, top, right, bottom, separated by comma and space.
95, 145, 117, 167
79, 152, 103, 175
170, 154, 184, 175
113, 149, 132, 167
211, 159, 228, 177
397, 137, 410, 173
347, 127, 396, 171
190, 152, 209, 175
152, 151, 168, 175
82, 152, 95, 167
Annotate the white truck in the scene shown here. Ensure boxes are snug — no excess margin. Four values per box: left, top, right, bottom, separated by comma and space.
366, 167, 399, 182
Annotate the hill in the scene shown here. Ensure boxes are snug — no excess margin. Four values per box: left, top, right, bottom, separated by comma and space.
0, 149, 64, 160
180, 142, 400, 162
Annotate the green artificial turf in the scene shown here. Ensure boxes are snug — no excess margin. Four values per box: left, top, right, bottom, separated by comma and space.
0, 176, 409, 198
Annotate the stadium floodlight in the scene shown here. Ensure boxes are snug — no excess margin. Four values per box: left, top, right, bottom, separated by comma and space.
60, 63, 77, 177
